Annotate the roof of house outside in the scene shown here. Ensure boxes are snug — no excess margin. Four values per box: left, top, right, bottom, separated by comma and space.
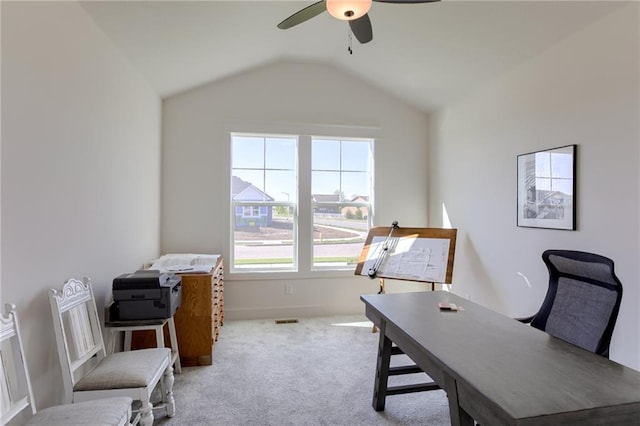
232, 176, 274, 201
350, 195, 369, 202
313, 194, 340, 203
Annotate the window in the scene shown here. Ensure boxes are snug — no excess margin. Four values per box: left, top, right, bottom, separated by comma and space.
311, 138, 373, 269
231, 134, 297, 270
231, 133, 373, 272
242, 206, 261, 217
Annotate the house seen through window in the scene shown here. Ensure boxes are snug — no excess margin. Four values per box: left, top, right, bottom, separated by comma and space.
231, 133, 373, 272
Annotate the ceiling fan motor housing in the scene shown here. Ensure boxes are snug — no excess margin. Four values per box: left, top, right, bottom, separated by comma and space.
326, 0, 372, 21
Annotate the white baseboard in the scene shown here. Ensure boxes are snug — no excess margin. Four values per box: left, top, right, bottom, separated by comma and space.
224, 304, 364, 321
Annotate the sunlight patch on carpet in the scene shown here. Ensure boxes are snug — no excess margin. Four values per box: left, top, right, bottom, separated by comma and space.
332, 321, 373, 328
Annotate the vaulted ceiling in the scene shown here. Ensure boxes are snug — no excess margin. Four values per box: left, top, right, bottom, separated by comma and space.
81, 1, 623, 113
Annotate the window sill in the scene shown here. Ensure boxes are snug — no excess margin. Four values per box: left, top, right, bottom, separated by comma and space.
228, 268, 362, 282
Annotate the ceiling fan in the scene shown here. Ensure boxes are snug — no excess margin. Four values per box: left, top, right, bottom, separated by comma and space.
277, 0, 441, 44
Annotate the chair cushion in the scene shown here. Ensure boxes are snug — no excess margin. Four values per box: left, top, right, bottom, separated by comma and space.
26, 397, 132, 426
74, 348, 170, 391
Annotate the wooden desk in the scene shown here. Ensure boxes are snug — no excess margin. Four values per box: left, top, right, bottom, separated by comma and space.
361, 291, 640, 426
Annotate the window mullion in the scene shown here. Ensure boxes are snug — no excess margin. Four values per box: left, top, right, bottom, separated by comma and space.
298, 135, 313, 272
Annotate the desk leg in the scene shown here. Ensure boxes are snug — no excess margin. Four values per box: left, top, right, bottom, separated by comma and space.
372, 320, 392, 411
167, 318, 182, 374
445, 376, 474, 426
124, 331, 132, 351
154, 325, 165, 356
106, 329, 116, 355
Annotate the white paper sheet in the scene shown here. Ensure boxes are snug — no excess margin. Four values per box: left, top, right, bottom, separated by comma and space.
361, 236, 450, 283
150, 253, 220, 274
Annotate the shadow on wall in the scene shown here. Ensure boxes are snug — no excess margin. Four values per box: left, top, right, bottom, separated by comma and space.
462, 234, 506, 311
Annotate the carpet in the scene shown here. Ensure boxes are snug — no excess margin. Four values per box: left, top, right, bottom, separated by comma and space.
154, 315, 450, 425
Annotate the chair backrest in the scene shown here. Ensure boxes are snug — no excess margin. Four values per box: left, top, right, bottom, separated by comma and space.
49, 278, 107, 403
531, 249, 623, 358
0, 304, 37, 425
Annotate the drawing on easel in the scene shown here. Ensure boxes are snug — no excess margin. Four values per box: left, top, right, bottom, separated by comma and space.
362, 236, 451, 283
355, 224, 457, 285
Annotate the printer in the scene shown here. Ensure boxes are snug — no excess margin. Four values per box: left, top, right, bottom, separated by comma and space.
112, 270, 182, 321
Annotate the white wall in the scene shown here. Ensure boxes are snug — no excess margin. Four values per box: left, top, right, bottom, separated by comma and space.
3, 5, 636, 419
161, 61, 432, 320
429, 4, 639, 370
1, 1, 161, 410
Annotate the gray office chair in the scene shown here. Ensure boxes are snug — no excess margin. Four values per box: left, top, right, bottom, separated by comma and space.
519, 249, 623, 358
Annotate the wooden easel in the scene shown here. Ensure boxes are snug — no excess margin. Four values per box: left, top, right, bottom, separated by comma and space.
377, 278, 435, 295
355, 224, 457, 332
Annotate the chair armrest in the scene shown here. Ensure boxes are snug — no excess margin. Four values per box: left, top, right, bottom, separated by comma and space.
514, 315, 534, 324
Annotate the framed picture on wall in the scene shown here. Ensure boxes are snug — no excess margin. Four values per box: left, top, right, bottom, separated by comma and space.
517, 145, 576, 230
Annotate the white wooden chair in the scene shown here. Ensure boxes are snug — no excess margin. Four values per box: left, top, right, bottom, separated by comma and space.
1, 303, 133, 426
48, 278, 176, 426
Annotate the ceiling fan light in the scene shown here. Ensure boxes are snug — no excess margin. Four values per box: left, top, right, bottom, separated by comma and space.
326, 0, 372, 21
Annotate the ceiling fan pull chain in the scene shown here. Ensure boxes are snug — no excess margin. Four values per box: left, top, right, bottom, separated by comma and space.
348, 27, 353, 55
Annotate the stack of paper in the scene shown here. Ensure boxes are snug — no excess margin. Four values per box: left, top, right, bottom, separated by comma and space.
149, 253, 220, 274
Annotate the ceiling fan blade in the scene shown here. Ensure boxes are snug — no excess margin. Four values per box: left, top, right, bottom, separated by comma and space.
373, 0, 440, 3
277, 1, 327, 30
349, 14, 373, 44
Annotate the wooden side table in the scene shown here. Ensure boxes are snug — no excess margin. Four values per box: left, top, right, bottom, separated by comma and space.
105, 315, 182, 374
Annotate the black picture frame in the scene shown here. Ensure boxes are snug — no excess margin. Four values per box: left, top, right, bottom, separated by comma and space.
517, 145, 576, 230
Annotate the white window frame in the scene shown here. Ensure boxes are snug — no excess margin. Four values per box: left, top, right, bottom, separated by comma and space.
228, 124, 377, 279
311, 137, 374, 271
231, 133, 298, 273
